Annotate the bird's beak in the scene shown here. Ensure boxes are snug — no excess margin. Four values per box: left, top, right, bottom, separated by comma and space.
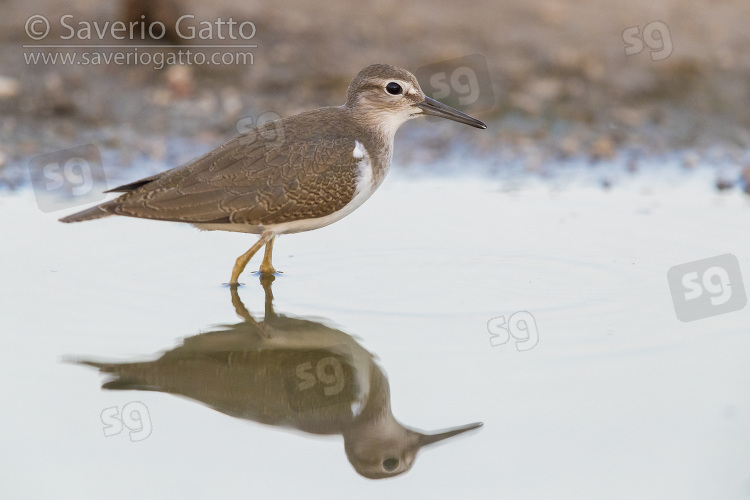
416, 422, 484, 448
415, 97, 487, 129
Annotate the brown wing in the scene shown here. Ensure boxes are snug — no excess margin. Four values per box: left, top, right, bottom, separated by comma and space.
101, 123, 360, 225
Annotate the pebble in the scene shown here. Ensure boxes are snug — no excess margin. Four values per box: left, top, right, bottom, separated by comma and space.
0, 76, 19, 99
716, 178, 734, 191
166, 65, 194, 98
590, 137, 615, 160
682, 152, 700, 169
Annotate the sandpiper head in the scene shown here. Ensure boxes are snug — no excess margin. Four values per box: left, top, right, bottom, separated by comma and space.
344, 420, 483, 479
346, 64, 487, 137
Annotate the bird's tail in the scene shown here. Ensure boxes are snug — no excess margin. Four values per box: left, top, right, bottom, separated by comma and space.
73, 359, 113, 370
71, 358, 159, 391
59, 203, 112, 223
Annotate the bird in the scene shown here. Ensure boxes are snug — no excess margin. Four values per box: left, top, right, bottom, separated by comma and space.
73, 274, 483, 479
60, 64, 487, 284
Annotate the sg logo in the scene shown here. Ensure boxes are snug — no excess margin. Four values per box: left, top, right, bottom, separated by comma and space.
28, 144, 106, 212
100, 401, 152, 442
296, 356, 346, 396
236, 111, 286, 149
487, 311, 539, 352
622, 21, 673, 61
284, 347, 352, 412
415, 54, 494, 116
667, 254, 746, 322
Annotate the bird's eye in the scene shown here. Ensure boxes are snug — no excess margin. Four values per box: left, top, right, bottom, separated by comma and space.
385, 82, 403, 95
382, 458, 399, 471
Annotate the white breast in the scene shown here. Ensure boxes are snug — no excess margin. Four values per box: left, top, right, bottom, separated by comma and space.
353, 140, 366, 159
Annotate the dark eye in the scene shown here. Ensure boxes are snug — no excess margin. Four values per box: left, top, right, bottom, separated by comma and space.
385, 82, 403, 95
382, 458, 399, 471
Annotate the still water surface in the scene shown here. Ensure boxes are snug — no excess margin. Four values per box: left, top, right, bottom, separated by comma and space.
1, 166, 748, 498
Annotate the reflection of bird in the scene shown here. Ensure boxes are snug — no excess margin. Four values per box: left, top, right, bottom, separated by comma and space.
75, 275, 482, 479
60, 64, 486, 283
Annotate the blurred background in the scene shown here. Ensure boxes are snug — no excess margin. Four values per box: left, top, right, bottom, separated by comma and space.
3, 2, 750, 498
3, 0, 750, 188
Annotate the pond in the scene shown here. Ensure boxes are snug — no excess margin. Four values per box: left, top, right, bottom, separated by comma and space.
1, 163, 749, 498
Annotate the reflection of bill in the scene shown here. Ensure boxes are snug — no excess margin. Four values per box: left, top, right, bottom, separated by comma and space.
74, 275, 482, 479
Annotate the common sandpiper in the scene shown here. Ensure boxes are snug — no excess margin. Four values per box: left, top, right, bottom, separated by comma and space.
60, 64, 487, 283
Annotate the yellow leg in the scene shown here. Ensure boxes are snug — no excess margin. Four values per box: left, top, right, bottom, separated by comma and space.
229, 232, 273, 285
259, 236, 276, 275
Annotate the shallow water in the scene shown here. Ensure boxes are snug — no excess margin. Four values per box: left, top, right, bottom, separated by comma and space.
1, 166, 749, 498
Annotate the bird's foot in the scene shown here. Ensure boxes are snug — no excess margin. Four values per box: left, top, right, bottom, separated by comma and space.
258, 264, 277, 275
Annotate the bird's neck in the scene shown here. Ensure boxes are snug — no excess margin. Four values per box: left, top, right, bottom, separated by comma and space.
344, 109, 398, 186
348, 105, 404, 144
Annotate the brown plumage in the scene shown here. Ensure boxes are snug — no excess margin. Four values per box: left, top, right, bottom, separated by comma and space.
73, 276, 483, 479
60, 64, 486, 283
60, 114, 368, 225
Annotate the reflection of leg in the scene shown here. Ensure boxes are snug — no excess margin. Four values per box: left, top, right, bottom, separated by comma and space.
229, 284, 253, 322
260, 273, 276, 320
229, 231, 273, 285
259, 236, 276, 274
